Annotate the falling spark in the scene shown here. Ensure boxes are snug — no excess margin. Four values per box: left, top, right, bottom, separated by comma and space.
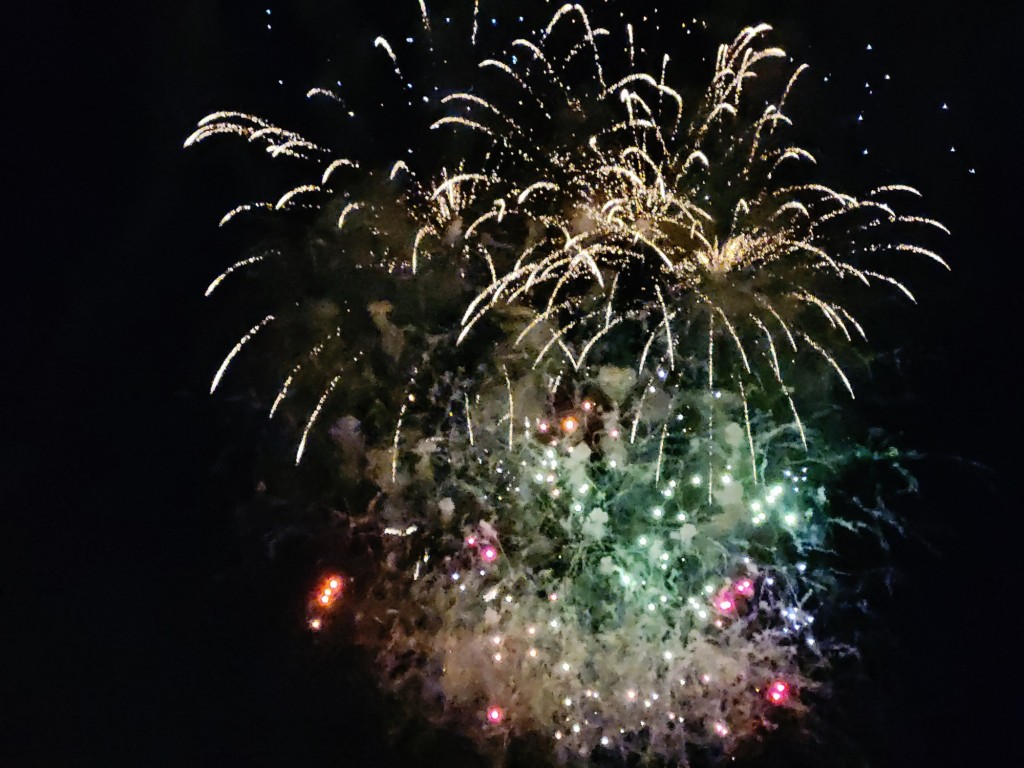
374, 36, 399, 66
417, 0, 430, 33
656, 423, 668, 483
218, 203, 273, 227
275, 184, 319, 209
391, 402, 407, 483
322, 158, 359, 184
210, 315, 274, 394
504, 367, 515, 448
739, 380, 757, 483
390, 160, 411, 180
295, 375, 341, 464
337, 202, 362, 229
204, 255, 264, 296
306, 87, 343, 102
465, 394, 475, 446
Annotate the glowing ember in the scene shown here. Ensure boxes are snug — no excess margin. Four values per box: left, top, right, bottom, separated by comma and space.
314, 575, 344, 611
487, 706, 504, 724
766, 681, 791, 705
480, 546, 498, 563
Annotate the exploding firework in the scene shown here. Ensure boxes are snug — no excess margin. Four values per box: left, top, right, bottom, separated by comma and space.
189, 3, 943, 764
189, 3, 946, 461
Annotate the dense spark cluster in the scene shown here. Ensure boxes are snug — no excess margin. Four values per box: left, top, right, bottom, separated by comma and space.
192, 4, 946, 457
190, 2, 942, 764
359, 365, 831, 759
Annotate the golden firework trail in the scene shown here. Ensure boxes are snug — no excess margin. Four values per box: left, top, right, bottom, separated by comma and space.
191, 3, 946, 462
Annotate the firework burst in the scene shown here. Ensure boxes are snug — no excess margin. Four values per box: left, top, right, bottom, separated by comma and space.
189, 5, 945, 460
189, 3, 944, 764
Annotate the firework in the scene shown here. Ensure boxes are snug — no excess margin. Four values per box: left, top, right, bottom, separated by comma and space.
191, 5, 945, 458
364, 365, 829, 760
189, 3, 943, 764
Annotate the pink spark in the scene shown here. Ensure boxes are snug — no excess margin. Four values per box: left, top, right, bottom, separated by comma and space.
766, 680, 790, 705
734, 578, 754, 597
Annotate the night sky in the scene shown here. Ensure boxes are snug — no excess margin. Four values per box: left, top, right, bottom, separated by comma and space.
4, 1, 1021, 766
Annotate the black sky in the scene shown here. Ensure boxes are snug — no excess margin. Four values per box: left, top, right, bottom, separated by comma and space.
4, 1, 1022, 766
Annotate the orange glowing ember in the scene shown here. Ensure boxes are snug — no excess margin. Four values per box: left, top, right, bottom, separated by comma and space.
561, 415, 579, 433
308, 575, 346, 630
314, 575, 344, 609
